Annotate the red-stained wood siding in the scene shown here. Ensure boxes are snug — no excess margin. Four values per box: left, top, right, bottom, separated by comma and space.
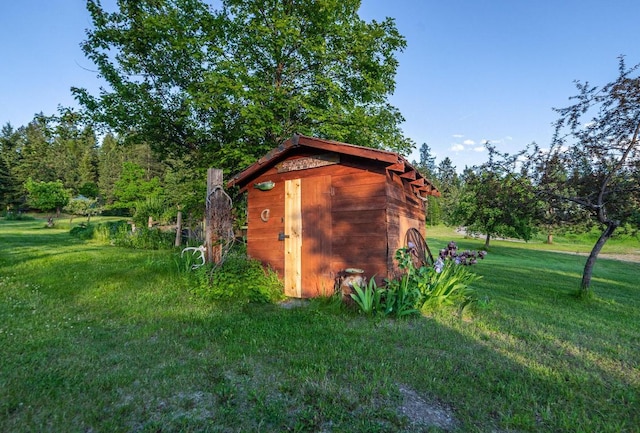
385, 171, 427, 276
301, 175, 332, 297
246, 176, 284, 274
329, 164, 389, 285
243, 147, 428, 297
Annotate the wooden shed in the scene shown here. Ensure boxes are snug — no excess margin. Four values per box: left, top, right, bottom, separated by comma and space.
227, 134, 440, 298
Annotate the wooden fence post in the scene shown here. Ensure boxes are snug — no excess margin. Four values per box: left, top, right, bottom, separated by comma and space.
174, 210, 182, 247
205, 168, 223, 264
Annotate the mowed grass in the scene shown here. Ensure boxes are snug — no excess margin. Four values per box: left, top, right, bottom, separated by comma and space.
1, 219, 638, 432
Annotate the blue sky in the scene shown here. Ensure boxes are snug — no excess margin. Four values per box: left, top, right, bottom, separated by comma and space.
1, 0, 639, 170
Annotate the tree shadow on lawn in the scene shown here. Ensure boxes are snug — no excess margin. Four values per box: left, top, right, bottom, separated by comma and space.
3, 227, 638, 432
3, 280, 638, 432
0, 229, 93, 264
31, 303, 631, 433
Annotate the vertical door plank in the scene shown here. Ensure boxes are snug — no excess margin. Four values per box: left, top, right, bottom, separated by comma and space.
301, 176, 333, 297
284, 179, 302, 297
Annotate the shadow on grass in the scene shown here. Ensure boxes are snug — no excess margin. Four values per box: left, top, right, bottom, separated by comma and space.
1, 223, 638, 432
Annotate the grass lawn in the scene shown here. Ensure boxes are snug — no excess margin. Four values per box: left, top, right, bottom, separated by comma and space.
1, 219, 638, 432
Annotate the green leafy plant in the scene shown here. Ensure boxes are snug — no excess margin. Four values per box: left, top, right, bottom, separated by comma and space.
24, 178, 71, 227
383, 273, 421, 317
64, 196, 101, 224
390, 243, 484, 316
132, 196, 166, 228
187, 249, 284, 304
69, 223, 96, 240
419, 261, 481, 313
350, 278, 382, 315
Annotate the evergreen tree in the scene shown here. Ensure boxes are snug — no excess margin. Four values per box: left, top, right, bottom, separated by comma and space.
435, 157, 461, 226
97, 133, 125, 206
14, 115, 56, 185
0, 123, 23, 210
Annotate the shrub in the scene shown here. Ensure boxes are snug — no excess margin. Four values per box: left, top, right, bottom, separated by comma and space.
70, 221, 174, 250
117, 227, 175, 250
184, 250, 284, 304
2, 211, 34, 221
69, 223, 96, 240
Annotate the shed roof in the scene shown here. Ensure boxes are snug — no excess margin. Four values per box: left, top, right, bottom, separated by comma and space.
227, 134, 440, 198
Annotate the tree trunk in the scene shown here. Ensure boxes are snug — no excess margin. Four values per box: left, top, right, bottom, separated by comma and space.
484, 233, 491, 249
546, 233, 553, 244
581, 222, 618, 296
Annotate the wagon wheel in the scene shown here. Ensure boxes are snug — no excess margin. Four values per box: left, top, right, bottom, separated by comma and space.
405, 228, 435, 268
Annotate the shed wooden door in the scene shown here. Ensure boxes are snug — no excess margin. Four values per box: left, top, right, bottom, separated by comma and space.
284, 175, 332, 298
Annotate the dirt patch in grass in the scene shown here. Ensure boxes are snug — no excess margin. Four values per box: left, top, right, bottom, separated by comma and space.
550, 250, 640, 263
397, 384, 457, 431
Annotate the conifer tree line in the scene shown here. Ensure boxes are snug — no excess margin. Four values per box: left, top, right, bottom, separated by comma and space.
0, 112, 205, 227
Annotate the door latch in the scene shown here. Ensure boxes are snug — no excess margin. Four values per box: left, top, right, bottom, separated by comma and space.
278, 232, 290, 241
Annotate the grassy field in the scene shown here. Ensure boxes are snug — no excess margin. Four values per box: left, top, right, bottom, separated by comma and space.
1, 218, 638, 432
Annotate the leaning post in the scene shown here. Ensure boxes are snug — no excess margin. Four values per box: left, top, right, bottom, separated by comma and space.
205, 168, 223, 264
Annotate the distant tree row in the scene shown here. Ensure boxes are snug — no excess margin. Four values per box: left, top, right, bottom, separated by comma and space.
414, 57, 640, 296
0, 113, 206, 229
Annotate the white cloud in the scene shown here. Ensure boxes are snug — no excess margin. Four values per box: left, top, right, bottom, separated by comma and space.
452, 134, 464, 138
473, 146, 485, 152
463, 139, 475, 145
450, 143, 465, 152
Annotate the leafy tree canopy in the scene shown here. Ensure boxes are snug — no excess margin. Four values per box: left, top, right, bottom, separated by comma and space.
24, 178, 71, 226
529, 56, 640, 294
65, 195, 100, 223
453, 143, 541, 248
73, 0, 412, 174
112, 162, 162, 212
24, 178, 71, 213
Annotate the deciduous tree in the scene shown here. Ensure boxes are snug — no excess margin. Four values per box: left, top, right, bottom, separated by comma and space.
531, 57, 640, 296
112, 161, 162, 214
73, 0, 412, 175
453, 144, 540, 248
24, 178, 71, 226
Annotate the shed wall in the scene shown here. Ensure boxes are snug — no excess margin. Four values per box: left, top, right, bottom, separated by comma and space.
244, 150, 426, 296
385, 171, 427, 277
